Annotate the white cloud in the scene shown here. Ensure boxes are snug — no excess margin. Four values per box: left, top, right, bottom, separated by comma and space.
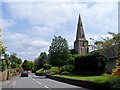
2, 2, 118, 60
31, 40, 49, 47
7, 2, 117, 34
8, 3, 77, 28
3, 31, 49, 60
2, 0, 119, 2
31, 26, 54, 35
1, 18, 14, 30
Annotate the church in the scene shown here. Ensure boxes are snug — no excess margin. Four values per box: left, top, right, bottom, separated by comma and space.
74, 14, 117, 74
74, 14, 89, 55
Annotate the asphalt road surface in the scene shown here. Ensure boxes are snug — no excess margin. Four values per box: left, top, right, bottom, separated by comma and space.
2, 72, 89, 90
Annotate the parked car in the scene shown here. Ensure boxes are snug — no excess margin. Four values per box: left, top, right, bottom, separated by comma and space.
21, 70, 28, 77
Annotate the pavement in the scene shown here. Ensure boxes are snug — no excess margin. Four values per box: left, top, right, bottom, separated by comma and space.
1, 72, 89, 90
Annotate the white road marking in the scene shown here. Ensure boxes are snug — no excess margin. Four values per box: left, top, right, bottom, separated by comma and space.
44, 86, 52, 90
44, 86, 49, 88
11, 81, 16, 88
29, 75, 32, 78
20, 78, 27, 80
33, 79, 35, 81
36, 81, 41, 84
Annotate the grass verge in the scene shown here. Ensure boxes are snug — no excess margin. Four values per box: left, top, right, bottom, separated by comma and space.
54, 74, 115, 83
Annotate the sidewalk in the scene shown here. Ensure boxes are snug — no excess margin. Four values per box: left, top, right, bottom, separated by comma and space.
1, 80, 11, 88
1, 75, 20, 88
0, 81, 2, 90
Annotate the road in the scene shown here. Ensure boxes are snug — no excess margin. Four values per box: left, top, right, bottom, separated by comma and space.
2, 72, 89, 90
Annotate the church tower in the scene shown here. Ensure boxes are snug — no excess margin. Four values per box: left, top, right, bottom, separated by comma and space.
74, 14, 88, 55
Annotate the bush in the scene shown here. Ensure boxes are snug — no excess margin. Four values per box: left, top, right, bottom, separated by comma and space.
61, 71, 70, 75
109, 76, 120, 90
48, 67, 61, 75
43, 64, 51, 70
61, 65, 74, 72
74, 52, 107, 75
36, 68, 44, 76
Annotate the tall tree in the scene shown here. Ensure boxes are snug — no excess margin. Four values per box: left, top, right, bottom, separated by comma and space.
48, 36, 70, 68
34, 52, 47, 71
22, 60, 31, 70
10, 53, 22, 68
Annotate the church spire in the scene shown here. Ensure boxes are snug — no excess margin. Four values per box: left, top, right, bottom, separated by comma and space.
76, 14, 86, 40
74, 14, 88, 55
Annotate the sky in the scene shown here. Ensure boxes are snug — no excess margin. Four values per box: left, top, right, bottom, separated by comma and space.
1, 0, 119, 61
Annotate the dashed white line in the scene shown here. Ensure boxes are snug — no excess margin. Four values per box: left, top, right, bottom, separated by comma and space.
44, 86, 52, 90
44, 86, 49, 88
33, 79, 35, 81
36, 81, 41, 84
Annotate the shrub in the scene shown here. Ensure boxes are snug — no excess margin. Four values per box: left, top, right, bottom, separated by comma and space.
74, 52, 107, 75
109, 76, 120, 90
112, 66, 120, 76
47, 67, 61, 75
36, 68, 44, 76
43, 64, 51, 70
61, 65, 74, 72
61, 71, 70, 75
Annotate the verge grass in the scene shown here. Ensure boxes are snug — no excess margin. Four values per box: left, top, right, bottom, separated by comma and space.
54, 74, 115, 83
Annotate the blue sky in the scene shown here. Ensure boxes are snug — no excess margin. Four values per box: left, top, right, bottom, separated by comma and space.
1, 0, 119, 61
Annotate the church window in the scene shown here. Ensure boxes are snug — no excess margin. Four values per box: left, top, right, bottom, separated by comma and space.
81, 23, 82, 26
83, 42, 85, 47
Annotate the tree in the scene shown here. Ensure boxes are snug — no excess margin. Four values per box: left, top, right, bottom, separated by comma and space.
89, 32, 120, 74
4, 53, 10, 68
34, 52, 47, 71
89, 32, 120, 59
43, 64, 51, 70
10, 53, 22, 66
2, 60, 7, 71
22, 60, 31, 70
48, 36, 70, 68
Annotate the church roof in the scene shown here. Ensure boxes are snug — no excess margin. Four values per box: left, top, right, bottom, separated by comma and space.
76, 14, 86, 40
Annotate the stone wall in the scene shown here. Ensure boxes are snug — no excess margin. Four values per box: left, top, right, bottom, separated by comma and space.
0, 71, 7, 81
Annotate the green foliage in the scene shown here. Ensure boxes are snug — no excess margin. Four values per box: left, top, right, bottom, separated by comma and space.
90, 32, 120, 65
48, 67, 61, 75
61, 71, 70, 75
4, 53, 10, 67
22, 60, 31, 70
67, 54, 80, 65
109, 76, 120, 90
34, 52, 47, 71
10, 53, 22, 67
75, 52, 107, 75
36, 68, 44, 76
11, 62, 17, 68
48, 36, 70, 67
70, 49, 78, 54
61, 65, 74, 72
43, 64, 51, 70
2, 60, 7, 71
